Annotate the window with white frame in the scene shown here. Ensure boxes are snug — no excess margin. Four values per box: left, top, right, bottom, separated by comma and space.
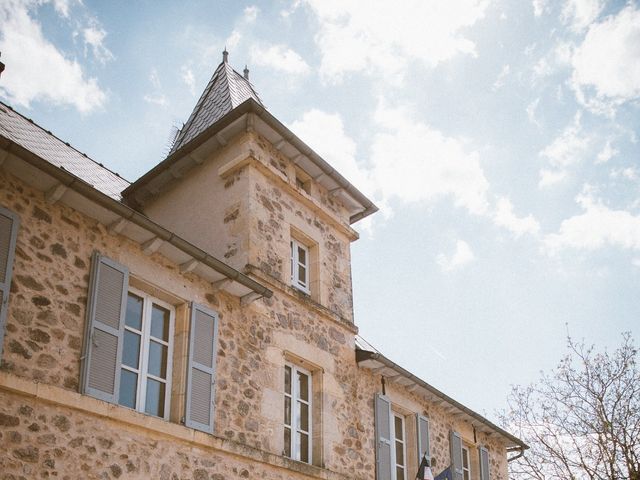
393, 413, 407, 480
290, 239, 310, 293
284, 363, 312, 463
462, 445, 471, 480
119, 288, 174, 419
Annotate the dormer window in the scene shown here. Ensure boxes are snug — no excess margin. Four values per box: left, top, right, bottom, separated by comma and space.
290, 239, 310, 294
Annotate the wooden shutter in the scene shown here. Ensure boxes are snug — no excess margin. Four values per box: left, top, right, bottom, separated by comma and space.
375, 393, 393, 480
0, 206, 20, 360
450, 431, 464, 480
80, 252, 128, 403
417, 414, 431, 465
479, 446, 490, 480
185, 302, 219, 433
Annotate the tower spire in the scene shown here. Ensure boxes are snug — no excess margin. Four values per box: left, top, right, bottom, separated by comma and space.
222, 48, 229, 63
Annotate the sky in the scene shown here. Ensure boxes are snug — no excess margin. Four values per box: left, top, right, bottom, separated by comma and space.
1, 0, 639, 423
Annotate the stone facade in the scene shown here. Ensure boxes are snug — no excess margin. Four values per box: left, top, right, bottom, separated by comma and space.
0, 71, 521, 479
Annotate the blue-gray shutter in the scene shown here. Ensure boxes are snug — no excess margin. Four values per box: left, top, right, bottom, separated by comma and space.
375, 393, 393, 480
0, 206, 20, 360
80, 252, 128, 403
450, 431, 464, 480
417, 414, 431, 465
479, 446, 490, 480
185, 302, 219, 433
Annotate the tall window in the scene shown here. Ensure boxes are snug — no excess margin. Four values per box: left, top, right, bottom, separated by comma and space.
393, 413, 407, 480
119, 288, 174, 420
290, 239, 310, 293
284, 363, 312, 463
462, 445, 471, 480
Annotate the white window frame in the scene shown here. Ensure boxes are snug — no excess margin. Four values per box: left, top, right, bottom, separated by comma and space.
462, 445, 471, 480
392, 412, 407, 480
284, 363, 313, 463
290, 239, 310, 294
120, 287, 175, 420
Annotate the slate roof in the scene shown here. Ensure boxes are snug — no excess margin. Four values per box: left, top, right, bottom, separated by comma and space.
169, 57, 263, 155
0, 102, 130, 200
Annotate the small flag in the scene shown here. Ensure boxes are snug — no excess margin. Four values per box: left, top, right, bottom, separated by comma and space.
416, 454, 435, 480
434, 467, 453, 480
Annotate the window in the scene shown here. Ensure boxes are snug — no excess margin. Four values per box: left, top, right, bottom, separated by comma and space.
284, 363, 312, 463
290, 239, 310, 293
462, 445, 471, 480
119, 288, 174, 420
393, 413, 407, 480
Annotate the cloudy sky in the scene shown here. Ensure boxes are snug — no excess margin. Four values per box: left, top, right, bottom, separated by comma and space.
1, 0, 639, 421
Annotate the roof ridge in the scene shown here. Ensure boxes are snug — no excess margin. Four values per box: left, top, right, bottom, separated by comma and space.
0, 100, 132, 184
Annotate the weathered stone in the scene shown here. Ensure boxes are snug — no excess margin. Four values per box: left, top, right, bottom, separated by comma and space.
36, 354, 57, 369
12, 446, 39, 463
32, 206, 51, 223
52, 415, 71, 432
28, 328, 51, 344
50, 243, 67, 258
16, 275, 45, 291
31, 296, 51, 307
0, 413, 20, 427
109, 464, 122, 478
8, 340, 32, 359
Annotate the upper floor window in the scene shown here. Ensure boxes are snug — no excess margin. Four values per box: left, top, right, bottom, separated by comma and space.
119, 289, 174, 419
284, 363, 312, 463
393, 413, 407, 480
290, 239, 310, 294
462, 445, 471, 480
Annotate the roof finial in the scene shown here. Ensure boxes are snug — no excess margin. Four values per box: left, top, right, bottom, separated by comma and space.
222, 48, 229, 63
243, 65, 249, 80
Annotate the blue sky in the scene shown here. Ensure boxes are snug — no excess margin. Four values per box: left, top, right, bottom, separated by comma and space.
1, 0, 639, 421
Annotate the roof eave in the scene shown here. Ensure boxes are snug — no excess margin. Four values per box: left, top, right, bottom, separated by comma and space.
356, 348, 529, 450
123, 99, 378, 224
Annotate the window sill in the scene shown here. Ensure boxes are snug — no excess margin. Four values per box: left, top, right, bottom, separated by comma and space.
0, 371, 356, 480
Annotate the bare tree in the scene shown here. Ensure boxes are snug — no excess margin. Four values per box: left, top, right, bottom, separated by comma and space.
503, 332, 640, 480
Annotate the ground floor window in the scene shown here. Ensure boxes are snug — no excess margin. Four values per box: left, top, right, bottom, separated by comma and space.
284, 363, 312, 463
119, 288, 174, 419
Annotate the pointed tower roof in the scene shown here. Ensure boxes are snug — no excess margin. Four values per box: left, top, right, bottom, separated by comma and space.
169, 50, 263, 155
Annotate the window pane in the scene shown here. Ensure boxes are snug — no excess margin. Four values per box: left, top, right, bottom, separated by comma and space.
150, 304, 170, 341
148, 340, 168, 379
297, 371, 309, 401
285, 365, 291, 394
396, 440, 404, 465
125, 293, 143, 330
298, 246, 306, 265
144, 378, 166, 418
394, 416, 404, 439
284, 427, 291, 457
122, 331, 141, 368
396, 466, 405, 480
298, 265, 306, 285
284, 397, 291, 426
463, 449, 469, 468
299, 402, 309, 431
299, 432, 309, 463
118, 370, 137, 409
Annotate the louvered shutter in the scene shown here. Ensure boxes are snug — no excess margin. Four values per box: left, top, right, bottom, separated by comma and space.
375, 393, 393, 480
80, 252, 128, 403
417, 414, 431, 466
450, 431, 464, 480
0, 206, 20, 360
185, 302, 219, 433
479, 446, 490, 480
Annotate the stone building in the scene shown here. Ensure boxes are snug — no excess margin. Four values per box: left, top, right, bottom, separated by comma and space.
0, 52, 526, 479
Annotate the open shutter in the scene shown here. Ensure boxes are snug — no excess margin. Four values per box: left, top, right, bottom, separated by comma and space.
417, 414, 431, 465
479, 446, 490, 480
80, 252, 128, 403
185, 302, 219, 433
450, 431, 464, 480
0, 206, 20, 360
375, 393, 393, 480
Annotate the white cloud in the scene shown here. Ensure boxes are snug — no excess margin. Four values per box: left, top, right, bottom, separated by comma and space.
494, 197, 540, 237
532, 41, 573, 80
143, 68, 167, 107
540, 112, 591, 169
539, 168, 568, 188
304, 0, 489, 83
571, 5, 640, 113
243, 5, 259, 23
526, 98, 541, 126
250, 44, 311, 75
596, 140, 618, 164
0, 0, 106, 113
181, 66, 195, 95
370, 102, 490, 215
532, 0, 549, 17
82, 23, 114, 64
545, 187, 640, 254
437, 240, 475, 272
561, 0, 606, 32
225, 29, 242, 50
51, 0, 76, 17
610, 167, 639, 182
633, 258, 640, 268
493, 64, 510, 90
